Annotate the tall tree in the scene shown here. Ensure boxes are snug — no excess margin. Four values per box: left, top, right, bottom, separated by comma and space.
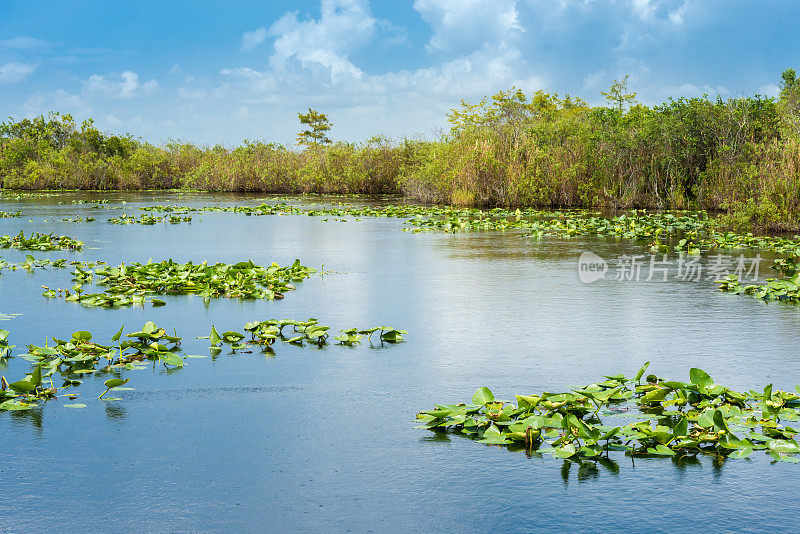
297, 108, 332, 147
602, 74, 637, 112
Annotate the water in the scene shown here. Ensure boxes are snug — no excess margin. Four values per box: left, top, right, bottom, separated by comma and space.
1, 192, 798, 532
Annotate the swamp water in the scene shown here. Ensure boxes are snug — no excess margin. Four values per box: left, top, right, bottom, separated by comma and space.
1, 192, 799, 532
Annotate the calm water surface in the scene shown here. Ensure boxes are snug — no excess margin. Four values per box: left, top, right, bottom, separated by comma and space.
1, 192, 799, 533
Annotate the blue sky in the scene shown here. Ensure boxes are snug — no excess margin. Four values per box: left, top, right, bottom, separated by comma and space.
1, 0, 798, 145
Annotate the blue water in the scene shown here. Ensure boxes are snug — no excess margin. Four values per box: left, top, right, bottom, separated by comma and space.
1, 192, 798, 533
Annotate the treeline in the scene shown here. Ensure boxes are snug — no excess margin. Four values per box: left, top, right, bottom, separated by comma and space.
2, 69, 800, 230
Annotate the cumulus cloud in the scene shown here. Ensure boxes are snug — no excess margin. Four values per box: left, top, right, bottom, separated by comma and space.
83, 71, 158, 98
265, 0, 379, 81
241, 27, 268, 51
413, 0, 522, 53
201, 0, 542, 143
0, 62, 37, 84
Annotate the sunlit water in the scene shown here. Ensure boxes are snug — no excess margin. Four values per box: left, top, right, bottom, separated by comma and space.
1, 192, 798, 532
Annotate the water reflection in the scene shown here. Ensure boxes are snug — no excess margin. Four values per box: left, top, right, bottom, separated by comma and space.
9, 405, 44, 436
104, 403, 127, 423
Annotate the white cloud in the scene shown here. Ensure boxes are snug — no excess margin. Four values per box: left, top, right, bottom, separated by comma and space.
198, 0, 542, 144
0, 36, 50, 49
0, 62, 37, 84
84, 71, 159, 98
267, 0, 377, 81
413, 0, 522, 53
241, 27, 268, 51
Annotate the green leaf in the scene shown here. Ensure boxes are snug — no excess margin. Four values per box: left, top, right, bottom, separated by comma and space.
552, 443, 576, 458
673, 416, 688, 438
729, 447, 753, 459
472, 387, 495, 406
209, 325, 222, 346
640, 387, 669, 403
159, 352, 185, 367
634, 361, 650, 383
103, 378, 129, 389
0, 399, 36, 411
111, 324, 125, 342
63, 403, 87, 409
689, 368, 713, 390
72, 331, 92, 342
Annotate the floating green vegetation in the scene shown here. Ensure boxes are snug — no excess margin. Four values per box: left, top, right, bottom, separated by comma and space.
0, 329, 13, 358
0, 255, 70, 272
0, 231, 83, 251
0, 211, 21, 218
135, 201, 800, 256
0, 322, 185, 411
417, 364, 800, 464
107, 213, 192, 225
204, 319, 407, 351
773, 251, 800, 277
139, 202, 578, 223
42, 259, 314, 308
717, 274, 800, 303
334, 326, 407, 345
61, 216, 96, 223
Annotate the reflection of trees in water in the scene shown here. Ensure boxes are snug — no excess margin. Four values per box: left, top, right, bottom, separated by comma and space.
105, 403, 127, 422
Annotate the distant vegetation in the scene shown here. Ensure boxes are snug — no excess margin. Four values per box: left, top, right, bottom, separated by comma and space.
2, 69, 800, 231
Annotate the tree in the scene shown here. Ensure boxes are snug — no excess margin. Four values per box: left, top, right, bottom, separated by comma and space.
779, 67, 800, 134
602, 74, 637, 112
297, 108, 332, 147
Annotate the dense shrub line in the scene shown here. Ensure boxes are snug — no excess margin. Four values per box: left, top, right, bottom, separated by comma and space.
2, 71, 800, 231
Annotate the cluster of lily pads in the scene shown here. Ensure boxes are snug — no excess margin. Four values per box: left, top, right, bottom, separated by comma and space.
40, 258, 314, 308
204, 318, 407, 351
0, 322, 188, 411
0, 255, 70, 272
717, 274, 800, 303
132, 202, 800, 257
107, 213, 192, 225
417, 363, 800, 464
0, 231, 83, 251
0, 210, 21, 218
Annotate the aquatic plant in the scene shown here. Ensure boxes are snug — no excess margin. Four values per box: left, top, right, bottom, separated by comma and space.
0, 321, 185, 411
335, 326, 407, 345
0, 329, 13, 358
203, 319, 406, 350
0, 255, 69, 272
417, 365, 800, 464
42, 259, 315, 307
0, 211, 21, 218
0, 363, 56, 411
107, 213, 191, 225
717, 274, 800, 303
0, 231, 83, 251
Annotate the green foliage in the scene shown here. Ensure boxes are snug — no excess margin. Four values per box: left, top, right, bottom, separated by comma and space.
417, 367, 800, 464
601, 74, 637, 112
3, 69, 800, 232
297, 108, 333, 147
